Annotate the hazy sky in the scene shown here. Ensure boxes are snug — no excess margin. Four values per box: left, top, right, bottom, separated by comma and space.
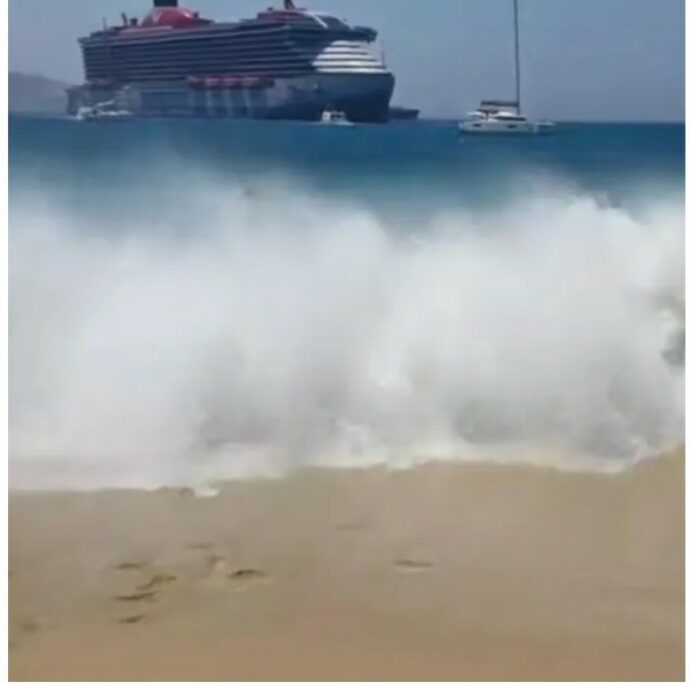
9, 0, 685, 120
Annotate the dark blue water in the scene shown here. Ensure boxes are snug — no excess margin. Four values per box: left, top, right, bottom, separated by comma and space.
10, 116, 684, 216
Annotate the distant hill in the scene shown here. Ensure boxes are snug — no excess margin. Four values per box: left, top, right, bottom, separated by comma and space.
9, 72, 70, 114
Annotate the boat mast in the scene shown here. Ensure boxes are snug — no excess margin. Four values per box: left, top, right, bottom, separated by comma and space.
513, 0, 522, 113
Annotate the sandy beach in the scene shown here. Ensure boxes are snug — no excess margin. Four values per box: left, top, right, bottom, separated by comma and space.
9, 447, 684, 681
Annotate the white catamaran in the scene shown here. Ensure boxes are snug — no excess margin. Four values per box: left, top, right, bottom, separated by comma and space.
459, 0, 554, 134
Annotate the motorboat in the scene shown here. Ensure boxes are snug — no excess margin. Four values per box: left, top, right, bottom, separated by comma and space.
76, 101, 134, 121
320, 108, 354, 126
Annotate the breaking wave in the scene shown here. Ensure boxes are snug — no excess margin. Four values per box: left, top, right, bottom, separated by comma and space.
9, 174, 684, 490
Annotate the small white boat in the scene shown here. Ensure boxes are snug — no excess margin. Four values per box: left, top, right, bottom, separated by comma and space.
320, 109, 354, 126
77, 101, 134, 122
459, 101, 554, 134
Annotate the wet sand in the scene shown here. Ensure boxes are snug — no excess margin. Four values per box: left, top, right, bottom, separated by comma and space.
9, 448, 684, 681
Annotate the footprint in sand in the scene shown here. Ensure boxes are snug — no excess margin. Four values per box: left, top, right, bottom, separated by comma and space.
115, 590, 158, 603
228, 568, 267, 581
115, 570, 179, 600
114, 571, 179, 623
20, 617, 45, 634
137, 574, 178, 591
395, 558, 434, 573
118, 614, 147, 625
113, 561, 148, 572
227, 568, 271, 590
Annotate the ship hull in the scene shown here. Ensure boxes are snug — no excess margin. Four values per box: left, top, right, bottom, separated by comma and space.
68, 73, 395, 123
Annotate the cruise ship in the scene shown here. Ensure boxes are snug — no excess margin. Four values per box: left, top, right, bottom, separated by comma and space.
67, 0, 395, 122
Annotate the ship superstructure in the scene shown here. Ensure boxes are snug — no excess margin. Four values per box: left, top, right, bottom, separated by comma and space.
68, 0, 395, 122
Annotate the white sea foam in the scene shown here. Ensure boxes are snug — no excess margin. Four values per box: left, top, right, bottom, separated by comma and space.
9, 177, 684, 489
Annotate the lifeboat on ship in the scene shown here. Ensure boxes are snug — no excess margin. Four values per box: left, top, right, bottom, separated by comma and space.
222, 77, 244, 89
242, 76, 274, 89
